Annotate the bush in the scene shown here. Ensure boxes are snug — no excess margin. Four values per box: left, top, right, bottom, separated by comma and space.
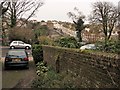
32, 61, 77, 88
114, 40, 120, 54
9, 27, 35, 44
55, 37, 80, 48
34, 25, 49, 38
32, 44, 43, 64
38, 36, 54, 45
95, 40, 120, 54
36, 61, 48, 76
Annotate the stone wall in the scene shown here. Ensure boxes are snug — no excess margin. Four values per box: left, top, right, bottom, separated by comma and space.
42, 45, 120, 88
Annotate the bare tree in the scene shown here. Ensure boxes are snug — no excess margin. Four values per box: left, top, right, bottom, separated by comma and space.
67, 7, 85, 42
1, 1, 10, 45
90, 2, 119, 48
0, 2, 10, 16
9, 27, 35, 43
89, 23, 103, 34
2, 0, 44, 27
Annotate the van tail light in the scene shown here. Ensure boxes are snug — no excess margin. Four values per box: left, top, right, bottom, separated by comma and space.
24, 57, 29, 61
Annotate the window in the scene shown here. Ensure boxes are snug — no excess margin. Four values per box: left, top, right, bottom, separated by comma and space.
8, 50, 26, 57
18, 41, 24, 44
13, 41, 17, 44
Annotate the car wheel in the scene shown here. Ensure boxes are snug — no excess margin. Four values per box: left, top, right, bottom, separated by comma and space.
10, 46, 15, 49
25, 46, 30, 50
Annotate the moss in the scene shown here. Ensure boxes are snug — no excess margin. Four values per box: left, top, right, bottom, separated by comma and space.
42, 45, 118, 58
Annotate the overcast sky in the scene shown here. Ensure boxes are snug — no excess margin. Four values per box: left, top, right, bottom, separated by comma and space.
30, 0, 120, 23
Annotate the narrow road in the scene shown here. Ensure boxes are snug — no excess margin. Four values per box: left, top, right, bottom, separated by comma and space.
1, 46, 36, 89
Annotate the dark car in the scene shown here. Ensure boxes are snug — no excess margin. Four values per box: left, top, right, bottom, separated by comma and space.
4, 49, 29, 69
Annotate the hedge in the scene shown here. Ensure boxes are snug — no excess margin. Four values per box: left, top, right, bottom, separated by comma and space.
32, 44, 43, 64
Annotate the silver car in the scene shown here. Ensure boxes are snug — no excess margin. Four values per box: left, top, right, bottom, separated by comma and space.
10, 41, 31, 49
80, 44, 96, 50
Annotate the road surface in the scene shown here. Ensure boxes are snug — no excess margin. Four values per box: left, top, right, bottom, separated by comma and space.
1, 46, 36, 89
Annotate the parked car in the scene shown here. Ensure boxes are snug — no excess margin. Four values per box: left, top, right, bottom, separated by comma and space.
10, 41, 31, 49
79, 42, 87, 45
80, 44, 96, 50
4, 49, 29, 69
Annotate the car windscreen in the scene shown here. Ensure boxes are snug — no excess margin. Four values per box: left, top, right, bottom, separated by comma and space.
8, 50, 26, 57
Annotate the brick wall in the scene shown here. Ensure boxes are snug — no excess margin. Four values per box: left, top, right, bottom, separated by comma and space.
42, 45, 120, 88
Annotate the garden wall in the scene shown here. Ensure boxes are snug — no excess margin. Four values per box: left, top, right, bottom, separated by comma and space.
42, 45, 120, 88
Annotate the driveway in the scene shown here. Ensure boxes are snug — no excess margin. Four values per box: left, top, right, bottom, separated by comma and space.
1, 46, 36, 89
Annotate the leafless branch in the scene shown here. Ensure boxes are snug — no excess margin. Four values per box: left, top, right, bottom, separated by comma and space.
90, 1, 118, 41
2, 0, 44, 27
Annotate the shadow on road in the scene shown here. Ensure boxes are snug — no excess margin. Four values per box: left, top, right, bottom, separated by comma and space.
4, 67, 29, 71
